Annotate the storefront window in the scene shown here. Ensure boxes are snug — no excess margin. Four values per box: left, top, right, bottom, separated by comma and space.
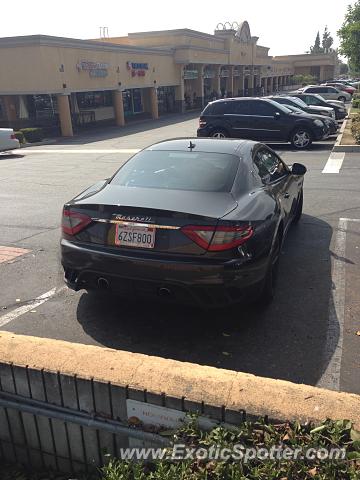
157, 86, 176, 114
27, 95, 58, 119
76, 91, 113, 109
122, 89, 144, 116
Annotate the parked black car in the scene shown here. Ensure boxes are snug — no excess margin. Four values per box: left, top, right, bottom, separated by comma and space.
268, 97, 338, 135
289, 93, 347, 120
267, 95, 335, 119
61, 138, 306, 307
197, 98, 328, 149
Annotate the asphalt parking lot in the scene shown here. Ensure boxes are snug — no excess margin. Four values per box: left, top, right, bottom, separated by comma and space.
0, 113, 359, 395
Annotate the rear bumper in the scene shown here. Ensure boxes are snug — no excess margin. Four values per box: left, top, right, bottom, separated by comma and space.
0, 139, 20, 152
61, 239, 268, 307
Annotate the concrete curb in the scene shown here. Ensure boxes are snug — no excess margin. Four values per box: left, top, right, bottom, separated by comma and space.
0, 331, 359, 429
20, 139, 58, 148
332, 109, 360, 153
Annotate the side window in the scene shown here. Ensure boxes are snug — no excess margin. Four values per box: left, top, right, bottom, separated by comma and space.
306, 87, 316, 93
305, 95, 316, 105
230, 101, 254, 115
208, 102, 227, 115
252, 101, 277, 116
253, 148, 288, 184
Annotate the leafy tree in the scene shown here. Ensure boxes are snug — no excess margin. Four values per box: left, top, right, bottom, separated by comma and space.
309, 27, 334, 54
310, 31, 322, 53
338, 0, 360, 71
322, 25, 334, 53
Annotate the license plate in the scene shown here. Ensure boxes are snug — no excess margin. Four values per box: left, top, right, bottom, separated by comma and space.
115, 224, 155, 249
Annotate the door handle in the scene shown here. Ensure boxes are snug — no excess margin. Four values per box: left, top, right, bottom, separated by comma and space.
283, 192, 290, 198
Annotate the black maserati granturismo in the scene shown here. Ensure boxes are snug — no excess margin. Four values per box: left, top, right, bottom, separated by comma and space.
61, 138, 306, 307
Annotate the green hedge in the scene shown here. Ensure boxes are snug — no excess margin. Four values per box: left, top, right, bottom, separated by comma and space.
352, 98, 360, 109
19, 127, 44, 143
351, 114, 360, 144
100, 417, 360, 480
14, 131, 25, 144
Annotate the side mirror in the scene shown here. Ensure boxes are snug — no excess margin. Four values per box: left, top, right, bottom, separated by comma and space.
274, 111, 281, 119
291, 163, 307, 175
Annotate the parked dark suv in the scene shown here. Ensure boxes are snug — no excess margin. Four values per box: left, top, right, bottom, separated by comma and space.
197, 98, 328, 149
288, 93, 347, 120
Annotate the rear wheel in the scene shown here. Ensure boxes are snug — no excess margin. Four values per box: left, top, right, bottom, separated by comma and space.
258, 235, 281, 306
293, 189, 303, 224
211, 129, 228, 139
290, 128, 313, 149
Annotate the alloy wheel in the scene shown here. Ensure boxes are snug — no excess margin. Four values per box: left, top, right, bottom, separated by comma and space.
293, 130, 311, 148
212, 131, 226, 139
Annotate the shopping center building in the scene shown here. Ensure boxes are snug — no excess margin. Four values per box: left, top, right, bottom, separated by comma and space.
0, 21, 339, 136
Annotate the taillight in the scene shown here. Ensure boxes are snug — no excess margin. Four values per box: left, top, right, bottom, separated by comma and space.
199, 119, 207, 128
10, 134, 16, 140
181, 225, 253, 251
62, 209, 92, 235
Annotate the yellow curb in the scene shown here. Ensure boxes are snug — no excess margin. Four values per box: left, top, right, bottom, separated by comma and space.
0, 331, 359, 429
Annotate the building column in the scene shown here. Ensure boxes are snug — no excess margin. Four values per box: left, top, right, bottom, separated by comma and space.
3, 96, 17, 122
266, 77, 272, 95
319, 66, 326, 81
211, 65, 221, 98
57, 94, 73, 137
194, 65, 204, 108
175, 79, 185, 113
149, 87, 159, 120
273, 76, 278, 93
228, 66, 234, 98
238, 66, 245, 96
248, 67, 255, 96
113, 90, 125, 127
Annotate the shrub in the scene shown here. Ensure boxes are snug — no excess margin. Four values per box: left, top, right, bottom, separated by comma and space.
101, 417, 360, 480
19, 127, 44, 143
14, 131, 25, 144
352, 98, 360, 109
351, 120, 360, 144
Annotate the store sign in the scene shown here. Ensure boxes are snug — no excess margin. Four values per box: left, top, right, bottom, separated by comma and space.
183, 69, 198, 80
77, 61, 109, 78
127, 61, 149, 77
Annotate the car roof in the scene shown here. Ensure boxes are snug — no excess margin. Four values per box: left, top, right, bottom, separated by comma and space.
207, 97, 272, 104
145, 138, 257, 156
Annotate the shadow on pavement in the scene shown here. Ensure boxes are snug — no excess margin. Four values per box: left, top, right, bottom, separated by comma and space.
55, 112, 200, 146
76, 214, 336, 387
0, 153, 25, 160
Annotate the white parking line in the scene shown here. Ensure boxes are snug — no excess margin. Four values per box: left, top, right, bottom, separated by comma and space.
317, 217, 360, 391
23, 149, 140, 154
322, 152, 345, 174
0, 287, 65, 328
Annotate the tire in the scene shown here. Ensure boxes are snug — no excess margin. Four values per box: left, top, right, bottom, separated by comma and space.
258, 235, 281, 306
338, 96, 346, 102
290, 128, 313, 149
293, 189, 303, 224
211, 129, 228, 139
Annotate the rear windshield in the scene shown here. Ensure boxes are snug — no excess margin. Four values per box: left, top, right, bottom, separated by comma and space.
110, 150, 239, 192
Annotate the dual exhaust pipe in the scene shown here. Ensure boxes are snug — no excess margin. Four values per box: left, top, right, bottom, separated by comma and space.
96, 277, 172, 298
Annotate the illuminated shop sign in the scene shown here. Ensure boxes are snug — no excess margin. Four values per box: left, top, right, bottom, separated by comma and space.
77, 61, 109, 78
126, 61, 149, 77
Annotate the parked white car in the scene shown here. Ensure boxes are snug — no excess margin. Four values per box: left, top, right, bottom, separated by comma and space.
298, 86, 351, 102
0, 128, 20, 152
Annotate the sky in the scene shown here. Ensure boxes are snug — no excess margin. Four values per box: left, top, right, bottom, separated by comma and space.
0, 0, 353, 56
